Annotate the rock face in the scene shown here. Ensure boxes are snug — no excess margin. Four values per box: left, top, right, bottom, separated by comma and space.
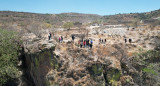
22, 37, 132, 86
44, 42, 137, 86
22, 39, 56, 86
21, 35, 159, 86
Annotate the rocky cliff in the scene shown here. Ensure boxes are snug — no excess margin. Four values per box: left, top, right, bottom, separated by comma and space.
21, 36, 139, 86
20, 34, 160, 86
21, 38, 57, 86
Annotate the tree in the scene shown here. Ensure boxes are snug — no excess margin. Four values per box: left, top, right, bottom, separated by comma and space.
73, 22, 82, 28
43, 23, 52, 29
0, 29, 21, 85
133, 21, 138, 28
128, 20, 139, 28
63, 22, 74, 30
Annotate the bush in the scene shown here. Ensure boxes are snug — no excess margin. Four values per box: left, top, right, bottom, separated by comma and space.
63, 22, 74, 30
0, 29, 21, 85
130, 50, 160, 85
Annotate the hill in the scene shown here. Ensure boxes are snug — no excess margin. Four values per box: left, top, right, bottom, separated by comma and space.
0, 9, 160, 32
0, 11, 102, 27
103, 9, 160, 26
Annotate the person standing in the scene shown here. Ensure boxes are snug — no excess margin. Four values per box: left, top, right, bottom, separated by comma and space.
91, 39, 93, 45
99, 38, 101, 44
90, 39, 93, 49
59, 37, 61, 43
61, 36, 63, 42
86, 39, 88, 47
48, 32, 51, 40
84, 40, 86, 48
88, 39, 90, 47
83, 40, 85, 48
49, 32, 52, 39
48, 35, 50, 40
72, 35, 75, 41
90, 43, 93, 49
129, 39, 132, 44
125, 38, 127, 43
80, 40, 83, 48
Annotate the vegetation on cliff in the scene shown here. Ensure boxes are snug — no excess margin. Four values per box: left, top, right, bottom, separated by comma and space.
129, 49, 160, 86
0, 29, 21, 85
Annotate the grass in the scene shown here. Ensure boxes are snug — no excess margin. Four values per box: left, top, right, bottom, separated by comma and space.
142, 68, 157, 75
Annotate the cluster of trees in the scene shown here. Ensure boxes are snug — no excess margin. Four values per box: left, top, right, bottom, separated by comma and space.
138, 13, 152, 20
0, 29, 21, 85
63, 22, 82, 30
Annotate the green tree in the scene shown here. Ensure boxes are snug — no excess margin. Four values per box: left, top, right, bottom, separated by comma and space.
0, 29, 21, 85
63, 22, 74, 30
43, 23, 52, 28
73, 22, 82, 27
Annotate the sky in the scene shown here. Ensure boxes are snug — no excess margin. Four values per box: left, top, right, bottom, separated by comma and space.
0, 0, 160, 15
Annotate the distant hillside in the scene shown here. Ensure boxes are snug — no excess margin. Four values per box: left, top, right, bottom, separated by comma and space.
103, 9, 160, 26
0, 9, 160, 32
0, 11, 102, 27
55, 13, 102, 24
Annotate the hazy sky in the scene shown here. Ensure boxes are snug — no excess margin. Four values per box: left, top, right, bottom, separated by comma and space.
0, 0, 160, 15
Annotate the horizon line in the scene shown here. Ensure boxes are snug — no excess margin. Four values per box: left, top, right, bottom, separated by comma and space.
0, 9, 160, 16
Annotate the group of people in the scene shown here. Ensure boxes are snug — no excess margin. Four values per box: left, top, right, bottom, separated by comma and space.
78, 39, 93, 49
49, 32, 132, 46
99, 38, 107, 44
59, 36, 63, 43
98, 37, 132, 44
124, 38, 132, 43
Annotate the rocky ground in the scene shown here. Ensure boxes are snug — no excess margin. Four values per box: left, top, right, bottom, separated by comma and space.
20, 25, 160, 86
